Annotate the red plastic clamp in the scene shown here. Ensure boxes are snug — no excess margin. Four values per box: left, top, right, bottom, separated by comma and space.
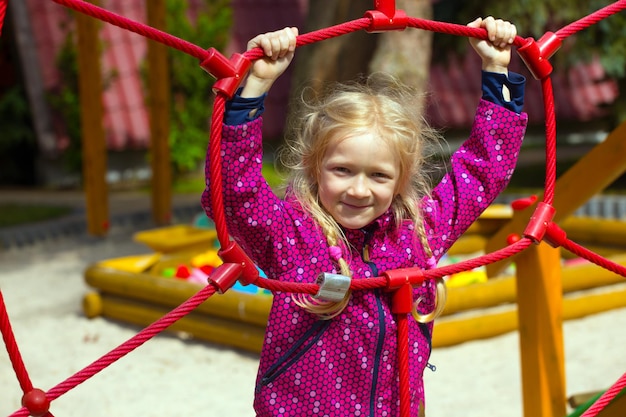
218, 240, 260, 285
511, 195, 538, 211
364, 0, 408, 32
523, 202, 556, 244
391, 283, 413, 314
383, 267, 426, 290
200, 48, 252, 99
517, 32, 562, 80
207, 262, 244, 294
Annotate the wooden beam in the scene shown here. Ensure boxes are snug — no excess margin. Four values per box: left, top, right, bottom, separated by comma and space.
516, 243, 566, 417
146, 0, 172, 226
75, 2, 108, 236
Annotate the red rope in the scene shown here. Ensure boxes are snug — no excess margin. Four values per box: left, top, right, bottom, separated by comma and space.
253, 238, 533, 295
580, 372, 626, 417
208, 96, 230, 247
7, 284, 217, 417
541, 77, 557, 205
51, 0, 208, 61
556, 0, 626, 40
396, 314, 410, 416
0, 0, 7, 37
561, 238, 626, 277
0, 292, 34, 394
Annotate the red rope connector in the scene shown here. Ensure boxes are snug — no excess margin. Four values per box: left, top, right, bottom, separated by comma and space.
218, 241, 260, 286
383, 267, 425, 314
523, 202, 556, 244
207, 262, 244, 294
21, 388, 50, 417
511, 194, 538, 211
517, 32, 562, 80
364, 0, 408, 32
200, 48, 251, 99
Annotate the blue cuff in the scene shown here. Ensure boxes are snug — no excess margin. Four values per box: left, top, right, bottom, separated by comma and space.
224, 88, 267, 125
482, 71, 525, 114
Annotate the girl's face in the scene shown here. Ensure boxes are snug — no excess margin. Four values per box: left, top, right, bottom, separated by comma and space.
318, 132, 399, 230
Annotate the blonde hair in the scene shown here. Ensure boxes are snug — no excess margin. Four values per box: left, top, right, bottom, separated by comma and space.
279, 73, 447, 321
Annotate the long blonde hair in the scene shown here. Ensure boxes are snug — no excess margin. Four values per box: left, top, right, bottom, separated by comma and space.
278, 73, 447, 321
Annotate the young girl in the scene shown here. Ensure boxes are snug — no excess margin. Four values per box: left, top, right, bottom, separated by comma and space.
202, 16, 527, 417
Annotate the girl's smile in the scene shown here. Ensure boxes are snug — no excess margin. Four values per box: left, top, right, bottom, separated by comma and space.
318, 132, 399, 230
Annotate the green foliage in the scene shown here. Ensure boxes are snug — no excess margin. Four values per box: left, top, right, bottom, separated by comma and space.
434, 0, 626, 77
0, 85, 36, 150
165, 0, 232, 174
0, 204, 72, 228
47, 31, 82, 174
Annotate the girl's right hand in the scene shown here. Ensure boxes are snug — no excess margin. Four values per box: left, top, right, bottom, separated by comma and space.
468, 17, 516, 75
241, 27, 299, 98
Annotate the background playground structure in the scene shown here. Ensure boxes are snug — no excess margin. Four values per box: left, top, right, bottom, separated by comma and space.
82, 204, 626, 353
2, 1, 626, 417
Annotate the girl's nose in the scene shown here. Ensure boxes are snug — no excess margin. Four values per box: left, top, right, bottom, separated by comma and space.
347, 176, 370, 198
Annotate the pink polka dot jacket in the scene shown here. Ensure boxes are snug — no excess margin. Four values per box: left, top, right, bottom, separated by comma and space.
202, 99, 528, 417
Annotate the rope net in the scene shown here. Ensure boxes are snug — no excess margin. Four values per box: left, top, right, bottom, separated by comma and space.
1, 1, 625, 416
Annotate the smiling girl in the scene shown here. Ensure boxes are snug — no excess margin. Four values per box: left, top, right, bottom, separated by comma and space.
202, 17, 528, 417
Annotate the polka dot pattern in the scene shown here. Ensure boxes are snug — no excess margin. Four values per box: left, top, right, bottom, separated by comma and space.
201, 99, 527, 416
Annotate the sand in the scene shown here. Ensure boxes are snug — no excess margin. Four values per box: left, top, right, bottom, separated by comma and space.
1, 233, 625, 417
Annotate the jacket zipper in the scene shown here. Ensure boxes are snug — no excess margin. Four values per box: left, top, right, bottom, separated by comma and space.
361, 229, 385, 417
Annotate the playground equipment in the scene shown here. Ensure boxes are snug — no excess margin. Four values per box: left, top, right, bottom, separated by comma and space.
1, 1, 626, 417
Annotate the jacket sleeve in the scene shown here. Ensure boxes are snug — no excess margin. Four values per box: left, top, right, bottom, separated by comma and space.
201, 118, 311, 278
423, 99, 528, 259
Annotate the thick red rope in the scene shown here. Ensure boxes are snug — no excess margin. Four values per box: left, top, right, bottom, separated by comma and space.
556, 0, 626, 39
542, 77, 558, 205
580, 372, 626, 417
0, 292, 34, 394
561, 238, 626, 277
396, 313, 411, 416
8, 284, 217, 417
51, 0, 208, 60
0, 0, 7, 37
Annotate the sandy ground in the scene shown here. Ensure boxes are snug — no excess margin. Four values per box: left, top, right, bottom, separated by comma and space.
1, 232, 625, 417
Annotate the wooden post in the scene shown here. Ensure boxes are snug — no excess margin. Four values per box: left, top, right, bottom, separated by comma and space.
516, 242, 566, 417
75, 2, 109, 236
146, 0, 172, 225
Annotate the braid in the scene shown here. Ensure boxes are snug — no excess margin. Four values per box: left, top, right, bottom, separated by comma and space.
412, 221, 447, 323
291, 224, 353, 319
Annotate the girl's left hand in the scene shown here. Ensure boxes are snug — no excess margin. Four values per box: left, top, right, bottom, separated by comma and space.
468, 16, 517, 74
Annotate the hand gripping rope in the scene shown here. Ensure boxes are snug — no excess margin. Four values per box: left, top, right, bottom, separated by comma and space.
1, 1, 626, 416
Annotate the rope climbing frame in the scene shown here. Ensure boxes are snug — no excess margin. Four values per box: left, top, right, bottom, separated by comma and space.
1, 1, 626, 416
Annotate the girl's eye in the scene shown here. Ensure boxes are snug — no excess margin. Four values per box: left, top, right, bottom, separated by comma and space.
334, 167, 350, 174
373, 172, 390, 179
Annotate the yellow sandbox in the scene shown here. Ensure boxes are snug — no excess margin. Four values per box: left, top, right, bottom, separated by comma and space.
83, 215, 626, 353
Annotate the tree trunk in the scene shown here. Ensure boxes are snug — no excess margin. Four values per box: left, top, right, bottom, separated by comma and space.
290, 0, 378, 94
289, 0, 433, 113
368, 0, 433, 94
